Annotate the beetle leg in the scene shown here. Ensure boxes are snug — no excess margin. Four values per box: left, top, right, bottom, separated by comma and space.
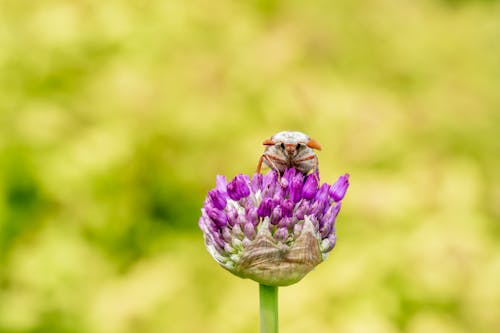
294, 154, 319, 179
257, 154, 278, 173
294, 154, 315, 162
263, 154, 280, 173
257, 155, 264, 173
266, 154, 287, 164
313, 155, 320, 182
263, 154, 284, 179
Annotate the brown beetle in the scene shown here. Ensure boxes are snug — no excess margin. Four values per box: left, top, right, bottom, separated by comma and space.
257, 131, 322, 175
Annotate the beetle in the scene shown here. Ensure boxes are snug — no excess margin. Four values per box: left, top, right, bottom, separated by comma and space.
257, 131, 322, 176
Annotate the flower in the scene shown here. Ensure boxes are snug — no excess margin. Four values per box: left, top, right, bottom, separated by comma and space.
199, 168, 350, 286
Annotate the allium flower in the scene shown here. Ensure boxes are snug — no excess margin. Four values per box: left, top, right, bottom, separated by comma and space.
199, 169, 349, 286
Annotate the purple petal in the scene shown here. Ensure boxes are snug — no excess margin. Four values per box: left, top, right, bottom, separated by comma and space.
246, 206, 258, 226
206, 207, 227, 228
222, 227, 232, 242
278, 216, 292, 228
273, 184, 285, 202
332, 202, 341, 217
224, 243, 235, 253
227, 175, 251, 201
309, 215, 319, 228
209, 231, 226, 250
198, 215, 210, 233
302, 174, 319, 200
280, 199, 294, 218
274, 227, 288, 242
216, 175, 227, 194
206, 217, 219, 234
294, 200, 309, 220
282, 168, 297, 184
308, 200, 324, 217
251, 173, 263, 193
257, 197, 274, 217
323, 202, 341, 224
320, 213, 334, 238
293, 222, 303, 237
262, 171, 278, 197
208, 189, 227, 210
270, 206, 282, 225
231, 224, 244, 239
280, 177, 289, 189
290, 176, 303, 203
236, 213, 247, 227
329, 174, 350, 202
323, 232, 337, 252
226, 206, 238, 226
315, 183, 330, 204
244, 222, 256, 239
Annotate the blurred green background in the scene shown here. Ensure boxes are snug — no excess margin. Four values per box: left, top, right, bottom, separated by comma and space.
1, 0, 499, 332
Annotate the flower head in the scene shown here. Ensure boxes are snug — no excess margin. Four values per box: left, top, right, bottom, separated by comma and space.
199, 169, 350, 286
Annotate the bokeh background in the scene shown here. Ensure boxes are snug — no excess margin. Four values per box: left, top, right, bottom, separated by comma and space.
1, 0, 499, 332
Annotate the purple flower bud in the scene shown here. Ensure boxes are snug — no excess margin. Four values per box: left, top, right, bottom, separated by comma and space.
226, 206, 238, 226
262, 171, 278, 197
241, 174, 251, 185
290, 176, 303, 203
329, 174, 350, 202
224, 243, 235, 254
309, 215, 319, 228
273, 184, 285, 202
222, 227, 232, 242
320, 203, 340, 238
208, 209, 227, 228
274, 227, 288, 242
242, 237, 251, 248
257, 197, 274, 217
321, 202, 341, 227
236, 213, 247, 227
278, 216, 292, 228
302, 174, 318, 200
216, 175, 227, 194
231, 224, 244, 239
208, 241, 225, 257
315, 183, 330, 204
281, 199, 294, 217
198, 215, 210, 233
206, 218, 219, 234
308, 201, 323, 217
328, 224, 336, 238
244, 222, 256, 239
282, 168, 296, 183
280, 177, 289, 189
322, 232, 336, 252
263, 170, 277, 187
209, 231, 226, 250
293, 222, 303, 237
270, 206, 282, 225
246, 206, 258, 226
227, 175, 251, 201
243, 199, 254, 211
332, 202, 341, 217
294, 200, 309, 220
208, 189, 227, 210
251, 173, 263, 193
320, 215, 334, 238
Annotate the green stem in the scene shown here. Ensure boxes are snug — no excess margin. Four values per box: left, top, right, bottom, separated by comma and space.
259, 284, 278, 333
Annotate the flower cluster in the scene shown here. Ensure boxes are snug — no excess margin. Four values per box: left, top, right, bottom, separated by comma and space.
199, 169, 349, 286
